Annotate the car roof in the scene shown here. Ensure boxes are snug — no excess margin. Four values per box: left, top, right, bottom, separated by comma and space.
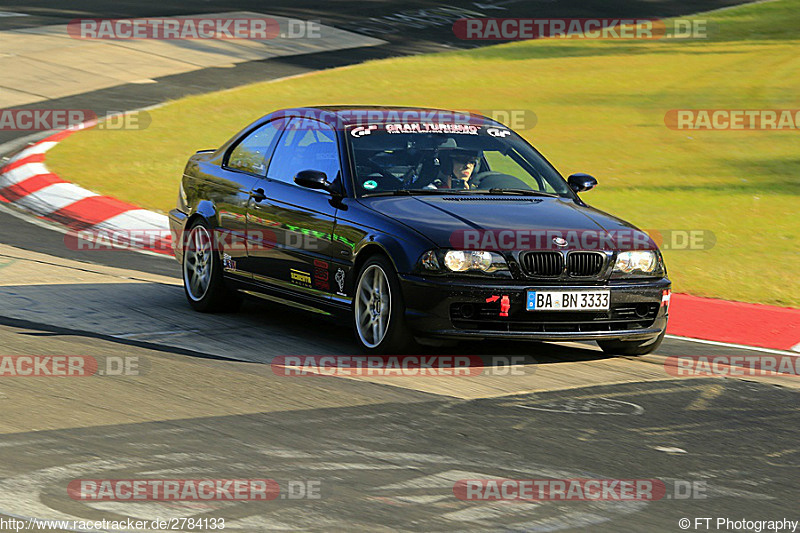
267, 106, 505, 128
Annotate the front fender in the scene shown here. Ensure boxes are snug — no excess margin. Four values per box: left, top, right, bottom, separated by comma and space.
352, 233, 421, 275
189, 199, 220, 228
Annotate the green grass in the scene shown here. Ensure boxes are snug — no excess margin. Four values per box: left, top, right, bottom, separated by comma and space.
47, 0, 800, 306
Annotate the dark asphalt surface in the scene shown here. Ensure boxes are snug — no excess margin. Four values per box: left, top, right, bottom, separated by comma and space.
1, 1, 797, 531
0, 316, 796, 531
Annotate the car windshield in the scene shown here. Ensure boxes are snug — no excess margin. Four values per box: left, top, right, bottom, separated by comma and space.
346, 122, 573, 198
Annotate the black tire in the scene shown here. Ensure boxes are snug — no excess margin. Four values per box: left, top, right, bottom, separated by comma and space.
182, 219, 242, 313
352, 255, 416, 354
597, 329, 666, 356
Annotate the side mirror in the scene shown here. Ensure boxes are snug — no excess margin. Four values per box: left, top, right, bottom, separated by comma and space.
295, 169, 337, 195
568, 173, 598, 193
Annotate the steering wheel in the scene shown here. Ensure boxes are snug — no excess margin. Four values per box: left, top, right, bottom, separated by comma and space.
472, 171, 532, 190
364, 159, 399, 182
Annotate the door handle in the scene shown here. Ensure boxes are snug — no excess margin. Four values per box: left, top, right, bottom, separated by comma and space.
251, 188, 266, 202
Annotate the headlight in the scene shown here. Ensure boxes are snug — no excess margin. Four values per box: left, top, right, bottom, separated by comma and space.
613, 251, 659, 275
444, 250, 506, 272
420, 250, 508, 273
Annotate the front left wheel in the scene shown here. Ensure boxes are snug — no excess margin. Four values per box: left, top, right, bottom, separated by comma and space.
353, 255, 416, 354
182, 219, 242, 313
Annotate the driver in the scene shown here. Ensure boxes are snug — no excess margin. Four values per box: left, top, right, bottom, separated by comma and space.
424, 141, 481, 190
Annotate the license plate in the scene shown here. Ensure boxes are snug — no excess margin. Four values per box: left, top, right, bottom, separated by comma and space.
526, 290, 610, 311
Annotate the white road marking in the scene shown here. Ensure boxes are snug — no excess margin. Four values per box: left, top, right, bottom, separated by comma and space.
0, 448, 774, 531
442, 502, 541, 522
653, 446, 687, 454
0, 457, 148, 524
665, 334, 800, 357
377, 470, 509, 490
0, 438, 57, 448
394, 495, 450, 504
374, 465, 647, 530
507, 508, 644, 532
88, 501, 236, 522
113, 329, 198, 339
355, 451, 454, 463
516, 397, 645, 416
289, 462, 407, 471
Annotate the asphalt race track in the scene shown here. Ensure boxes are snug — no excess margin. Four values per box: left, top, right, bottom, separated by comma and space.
0, 1, 798, 531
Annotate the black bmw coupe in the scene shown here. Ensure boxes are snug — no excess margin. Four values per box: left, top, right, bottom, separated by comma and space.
169, 107, 670, 354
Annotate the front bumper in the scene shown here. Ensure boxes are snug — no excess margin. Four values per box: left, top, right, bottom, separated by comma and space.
398, 274, 670, 342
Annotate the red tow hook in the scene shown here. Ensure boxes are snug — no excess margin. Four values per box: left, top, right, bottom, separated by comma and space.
486, 295, 511, 317
499, 295, 510, 317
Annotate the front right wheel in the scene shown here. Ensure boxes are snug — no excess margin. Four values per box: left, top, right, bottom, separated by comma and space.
353, 255, 416, 354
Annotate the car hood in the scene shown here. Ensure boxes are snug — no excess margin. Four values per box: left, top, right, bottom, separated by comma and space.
359, 195, 654, 251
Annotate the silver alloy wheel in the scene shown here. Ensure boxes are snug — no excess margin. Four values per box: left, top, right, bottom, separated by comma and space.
183, 225, 213, 302
354, 264, 392, 349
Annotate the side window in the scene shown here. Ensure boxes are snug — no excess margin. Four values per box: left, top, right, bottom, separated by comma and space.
267, 118, 341, 186
226, 120, 283, 175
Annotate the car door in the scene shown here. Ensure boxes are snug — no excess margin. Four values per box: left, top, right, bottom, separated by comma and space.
212, 119, 283, 278
246, 117, 341, 300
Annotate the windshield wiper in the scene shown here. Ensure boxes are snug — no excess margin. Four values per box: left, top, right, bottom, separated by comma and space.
362, 189, 469, 197
487, 188, 559, 197
362, 188, 561, 198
